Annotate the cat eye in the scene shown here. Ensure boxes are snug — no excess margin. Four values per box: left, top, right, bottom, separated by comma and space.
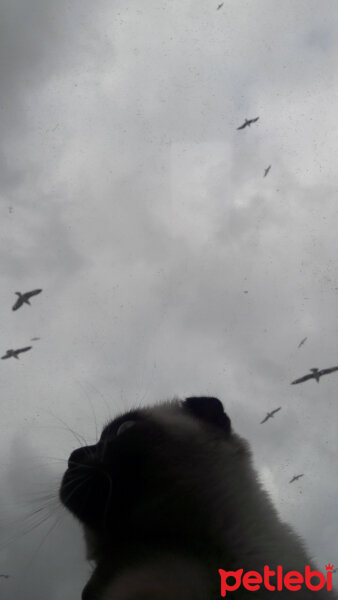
116, 420, 137, 436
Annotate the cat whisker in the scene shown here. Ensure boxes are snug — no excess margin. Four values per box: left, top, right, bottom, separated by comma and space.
59, 473, 91, 496
76, 380, 99, 443
0, 490, 60, 519
79, 379, 112, 423
61, 474, 92, 507
39, 407, 89, 447
67, 459, 96, 470
24, 494, 60, 507
0, 500, 63, 551
23, 511, 66, 571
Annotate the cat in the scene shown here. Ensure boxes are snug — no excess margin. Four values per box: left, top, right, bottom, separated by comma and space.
59, 396, 336, 599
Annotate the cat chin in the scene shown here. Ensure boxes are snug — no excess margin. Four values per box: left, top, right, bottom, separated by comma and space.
98, 555, 210, 600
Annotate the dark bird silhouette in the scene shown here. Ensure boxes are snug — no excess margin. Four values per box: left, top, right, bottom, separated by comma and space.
263, 165, 271, 177
237, 117, 259, 130
291, 366, 338, 385
1, 347, 32, 360
289, 474, 304, 484
0, 574, 9, 578
217, 2, 224, 8
30, 337, 40, 341
260, 407, 281, 424
12, 289, 42, 311
297, 337, 307, 349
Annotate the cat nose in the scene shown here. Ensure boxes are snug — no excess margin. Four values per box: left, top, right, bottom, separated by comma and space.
68, 444, 98, 468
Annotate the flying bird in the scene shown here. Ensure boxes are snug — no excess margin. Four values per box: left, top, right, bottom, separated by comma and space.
0, 574, 9, 578
217, 2, 224, 8
1, 346, 32, 360
297, 337, 307, 349
237, 117, 259, 130
31, 337, 40, 341
291, 366, 338, 385
12, 289, 42, 311
260, 407, 281, 424
263, 165, 271, 177
289, 474, 304, 484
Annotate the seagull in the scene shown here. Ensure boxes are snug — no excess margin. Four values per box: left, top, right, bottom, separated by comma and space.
1, 347, 32, 360
217, 2, 224, 8
289, 474, 304, 484
297, 337, 307, 349
263, 165, 271, 177
237, 117, 259, 130
291, 366, 338, 385
260, 407, 281, 424
12, 289, 42, 311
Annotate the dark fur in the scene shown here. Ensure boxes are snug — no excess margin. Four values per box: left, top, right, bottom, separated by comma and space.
60, 397, 336, 600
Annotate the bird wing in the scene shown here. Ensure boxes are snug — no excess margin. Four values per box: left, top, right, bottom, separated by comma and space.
237, 122, 247, 130
292, 474, 304, 481
12, 297, 23, 311
291, 373, 314, 384
289, 477, 296, 483
298, 337, 307, 348
26, 289, 42, 299
271, 407, 281, 416
319, 366, 338, 376
17, 346, 32, 354
1, 353, 10, 360
251, 117, 259, 123
260, 414, 270, 424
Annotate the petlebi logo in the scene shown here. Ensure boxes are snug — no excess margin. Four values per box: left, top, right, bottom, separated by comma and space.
218, 564, 335, 596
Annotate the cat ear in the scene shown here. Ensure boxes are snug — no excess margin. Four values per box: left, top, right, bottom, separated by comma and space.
183, 396, 231, 434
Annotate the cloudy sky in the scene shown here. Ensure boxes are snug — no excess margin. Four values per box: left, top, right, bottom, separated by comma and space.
0, 0, 337, 598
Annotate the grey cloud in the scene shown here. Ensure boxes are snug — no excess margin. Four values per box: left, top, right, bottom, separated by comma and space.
0, 198, 85, 282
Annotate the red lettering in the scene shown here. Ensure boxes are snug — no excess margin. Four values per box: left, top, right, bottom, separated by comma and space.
284, 571, 303, 591
218, 564, 332, 594
242, 571, 262, 591
263, 565, 276, 591
218, 569, 243, 597
305, 566, 325, 591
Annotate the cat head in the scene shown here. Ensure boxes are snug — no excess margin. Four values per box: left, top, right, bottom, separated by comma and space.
59, 397, 246, 558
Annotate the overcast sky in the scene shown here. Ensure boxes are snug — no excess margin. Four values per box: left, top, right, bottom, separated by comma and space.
0, 1, 337, 598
